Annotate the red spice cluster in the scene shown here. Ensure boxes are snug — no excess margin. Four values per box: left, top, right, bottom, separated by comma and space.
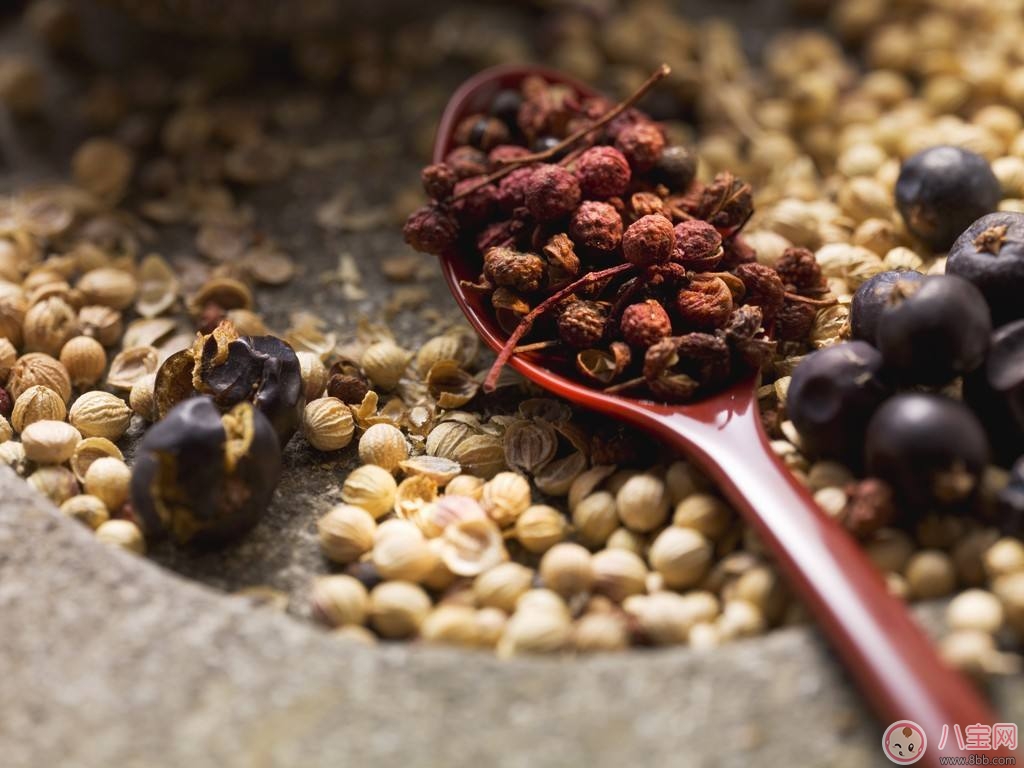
403, 66, 830, 401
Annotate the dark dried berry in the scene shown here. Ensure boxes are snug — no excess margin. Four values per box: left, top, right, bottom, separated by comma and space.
876, 274, 991, 385
130, 397, 282, 547
614, 121, 665, 172
774, 300, 817, 341
896, 146, 1000, 252
850, 270, 926, 344
620, 300, 673, 348
327, 372, 370, 404
444, 146, 488, 179
672, 219, 723, 270
947, 212, 1024, 325
675, 276, 733, 331
574, 146, 631, 199
734, 262, 786, 321
0, 386, 11, 418
986, 319, 1024, 429
652, 145, 697, 190
557, 300, 608, 349
865, 393, 989, 515
403, 204, 459, 256
489, 88, 523, 127
964, 319, 1024, 465
675, 332, 731, 386
452, 176, 499, 225
621, 214, 675, 266
525, 164, 581, 221
483, 247, 546, 293
569, 200, 623, 252
997, 458, 1024, 536
421, 163, 456, 201
454, 114, 510, 151
787, 341, 889, 467
774, 247, 824, 292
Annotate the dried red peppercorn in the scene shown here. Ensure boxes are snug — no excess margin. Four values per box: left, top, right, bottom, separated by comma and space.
525, 164, 581, 221
569, 200, 623, 252
403, 204, 459, 256
734, 262, 786, 320
615, 121, 665, 172
775, 247, 825, 292
620, 299, 673, 348
574, 145, 631, 199
672, 219, 723, 270
557, 299, 608, 348
621, 214, 675, 266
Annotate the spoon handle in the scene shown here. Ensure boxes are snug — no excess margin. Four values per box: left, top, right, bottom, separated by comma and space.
642, 405, 999, 764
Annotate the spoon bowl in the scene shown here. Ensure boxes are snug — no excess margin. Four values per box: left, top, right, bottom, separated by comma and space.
434, 64, 1004, 764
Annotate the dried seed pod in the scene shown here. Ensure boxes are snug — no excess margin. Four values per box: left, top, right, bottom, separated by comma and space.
60, 494, 109, 530
106, 346, 158, 391
135, 254, 178, 318
317, 504, 376, 564
341, 465, 397, 519
573, 491, 619, 548
420, 605, 479, 647
503, 419, 558, 473
473, 562, 535, 612
649, 526, 713, 589
514, 504, 568, 554
616, 473, 670, 532
394, 474, 439, 520
59, 336, 106, 387
372, 524, 437, 582
904, 550, 956, 599
11, 384, 66, 432
497, 608, 571, 657
426, 359, 479, 409
130, 397, 282, 547
95, 519, 145, 555
27, 465, 79, 504
296, 351, 327, 402
440, 517, 508, 577
451, 433, 507, 479
129, 373, 157, 421
68, 390, 132, 441
446, 474, 485, 500
84, 456, 131, 511
21, 420, 80, 464
7, 352, 71, 403
77, 267, 137, 310
358, 423, 409, 472
78, 305, 122, 347
369, 581, 431, 639
533, 451, 587, 497
673, 493, 733, 541
412, 495, 486, 538
361, 340, 411, 391
70, 436, 122, 482
481, 471, 532, 526
945, 589, 1004, 634
591, 548, 648, 602
311, 575, 368, 628
302, 397, 354, 451
539, 542, 594, 597
414, 331, 478, 375
397, 455, 461, 486
24, 299, 77, 362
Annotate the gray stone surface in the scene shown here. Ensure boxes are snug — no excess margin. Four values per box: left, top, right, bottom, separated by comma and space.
9, 465, 1023, 768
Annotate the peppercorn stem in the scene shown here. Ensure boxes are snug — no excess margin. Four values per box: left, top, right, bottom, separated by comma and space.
483, 262, 634, 392
513, 340, 562, 354
783, 291, 839, 307
449, 64, 672, 204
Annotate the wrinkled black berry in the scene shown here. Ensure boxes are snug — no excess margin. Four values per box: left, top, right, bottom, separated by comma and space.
850, 270, 926, 344
652, 145, 697, 190
895, 146, 1000, 252
490, 88, 523, 128
946, 212, 1024, 325
876, 274, 991, 385
196, 334, 303, 445
865, 393, 989, 515
998, 457, 1024, 536
130, 397, 282, 547
965, 319, 1024, 464
787, 341, 890, 467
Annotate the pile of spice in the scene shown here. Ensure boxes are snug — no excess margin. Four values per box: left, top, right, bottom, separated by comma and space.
402, 67, 830, 401
0, 0, 1022, 674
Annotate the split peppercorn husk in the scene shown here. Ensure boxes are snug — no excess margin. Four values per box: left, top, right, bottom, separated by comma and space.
130, 396, 282, 547
404, 66, 826, 402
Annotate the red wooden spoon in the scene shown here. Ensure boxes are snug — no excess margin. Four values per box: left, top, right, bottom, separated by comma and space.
435, 65, 1005, 763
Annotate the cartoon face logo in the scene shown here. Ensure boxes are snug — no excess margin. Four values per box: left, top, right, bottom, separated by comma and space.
883, 720, 928, 764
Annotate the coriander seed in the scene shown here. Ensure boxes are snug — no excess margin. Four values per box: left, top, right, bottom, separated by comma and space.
649, 526, 713, 589
11, 384, 66, 433
616, 473, 670, 532
84, 455, 131, 511
311, 575, 369, 628
68, 390, 132, 440
20, 419, 80, 464
341, 464, 397, 519
317, 504, 376, 564
302, 397, 354, 451
95, 519, 145, 555
59, 336, 107, 387
473, 562, 534, 613
514, 504, 567, 554
59, 494, 109, 530
358, 423, 409, 472
369, 580, 431, 639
